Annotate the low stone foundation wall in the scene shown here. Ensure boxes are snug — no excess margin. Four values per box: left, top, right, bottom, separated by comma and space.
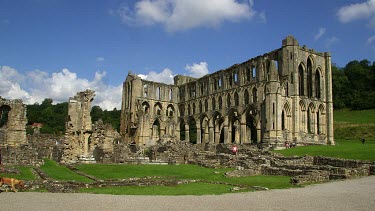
313, 156, 372, 168
291, 170, 330, 185
0, 145, 42, 166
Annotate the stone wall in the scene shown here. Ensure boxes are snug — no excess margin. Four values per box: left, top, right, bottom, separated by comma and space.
0, 97, 27, 146
1, 145, 41, 166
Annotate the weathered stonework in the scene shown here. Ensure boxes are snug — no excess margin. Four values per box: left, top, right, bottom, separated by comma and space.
0, 97, 27, 146
61, 90, 96, 163
120, 36, 334, 147
61, 90, 121, 164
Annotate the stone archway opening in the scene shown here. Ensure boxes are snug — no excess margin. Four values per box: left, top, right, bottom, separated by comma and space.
188, 116, 197, 144
179, 119, 185, 141
0, 105, 11, 128
246, 112, 258, 144
152, 119, 161, 140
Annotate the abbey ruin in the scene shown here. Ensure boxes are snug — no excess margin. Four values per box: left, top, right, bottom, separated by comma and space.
120, 36, 334, 147
0, 97, 27, 147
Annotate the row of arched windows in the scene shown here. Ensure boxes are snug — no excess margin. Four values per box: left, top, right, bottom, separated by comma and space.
179, 88, 258, 116
298, 57, 322, 99
143, 84, 174, 101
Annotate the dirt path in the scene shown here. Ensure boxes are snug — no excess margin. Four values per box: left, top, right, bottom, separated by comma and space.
1, 176, 374, 211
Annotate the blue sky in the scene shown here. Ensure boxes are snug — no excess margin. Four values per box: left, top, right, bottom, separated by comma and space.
1, 0, 375, 110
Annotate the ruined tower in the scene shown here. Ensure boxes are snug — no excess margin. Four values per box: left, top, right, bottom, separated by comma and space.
61, 90, 95, 163
120, 36, 334, 147
0, 97, 27, 147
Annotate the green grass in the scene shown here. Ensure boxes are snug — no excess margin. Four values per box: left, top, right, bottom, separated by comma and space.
277, 139, 375, 161
79, 182, 236, 195
40, 159, 92, 182
0, 166, 36, 180
334, 109, 375, 141
334, 109, 375, 124
76, 164, 293, 191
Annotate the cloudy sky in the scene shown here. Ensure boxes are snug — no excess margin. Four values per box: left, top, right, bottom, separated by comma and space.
1, 0, 375, 110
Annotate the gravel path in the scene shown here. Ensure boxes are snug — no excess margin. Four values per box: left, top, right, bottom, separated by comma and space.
1, 176, 374, 211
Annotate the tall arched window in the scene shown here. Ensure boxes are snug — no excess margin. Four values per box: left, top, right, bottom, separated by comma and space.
252, 87, 257, 103
205, 99, 208, 112
315, 70, 321, 99
234, 92, 239, 106
246, 67, 251, 82
218, 96, 222, 109
307, 58, 313, 98
169, 88, 173, 100
281, 110, 285, 130
156, 87, 161, 100
212, 98, 216, 110
227, 93, 231, 107
244, 89, 249, 105
298, 64, 304, 96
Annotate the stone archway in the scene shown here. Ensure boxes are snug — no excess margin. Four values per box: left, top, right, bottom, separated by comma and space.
188, 116, 197, 144
0, 105, 11, 128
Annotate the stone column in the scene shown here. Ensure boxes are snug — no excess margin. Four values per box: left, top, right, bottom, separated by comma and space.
325, 52, 335, 145
223, 116, 229, 144
196, 122, 202, 144
185, 124, 190, 142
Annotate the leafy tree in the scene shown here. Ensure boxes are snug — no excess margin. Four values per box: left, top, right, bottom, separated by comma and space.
332, 59, 375, 110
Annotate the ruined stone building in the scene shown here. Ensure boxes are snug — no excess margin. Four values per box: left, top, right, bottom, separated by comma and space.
61, 90, 120, 163
61, 90, 96, 163
0, 97, 27, 146
120, 36, 334, 147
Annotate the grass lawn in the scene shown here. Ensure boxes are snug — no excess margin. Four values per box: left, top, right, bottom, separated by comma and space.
277, 139, 375, 161
334, 109, 375, 124
278, 109, 375, 160
0, 166, 36, 180
40, 159, 92, 182
76, 164, 293, 192
334, 109, 375, 141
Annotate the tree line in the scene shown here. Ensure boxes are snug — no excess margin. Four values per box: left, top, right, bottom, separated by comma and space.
26, 99, 120, 135
332, 59, 375, 110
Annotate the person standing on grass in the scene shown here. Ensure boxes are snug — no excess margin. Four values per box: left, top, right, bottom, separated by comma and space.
362, 138, 365, 144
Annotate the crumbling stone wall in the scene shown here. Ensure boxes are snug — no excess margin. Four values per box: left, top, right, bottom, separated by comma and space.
0, 97, 27, 146
27, 133, 64, 162
90, 119, 121, 163
121, 35, 334, 148
61, 90, 95, 164
61, 90, 122, 164
0, 145, 41, 166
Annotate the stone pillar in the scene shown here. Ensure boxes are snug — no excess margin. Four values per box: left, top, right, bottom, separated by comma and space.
196, 122, 202, 144
223, 116, 229, 144
325, 52, 335, 145
214, 126, 220, 144
185, 124, 190, 142
240, 122, 247, 144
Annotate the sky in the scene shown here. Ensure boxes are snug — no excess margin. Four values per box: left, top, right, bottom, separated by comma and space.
1, 0, 375, 110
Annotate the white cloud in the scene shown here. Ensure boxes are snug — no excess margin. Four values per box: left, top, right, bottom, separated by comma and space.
185, 62, 209, 78
314, 27, 326, 41
138, 68, 174, 84
137, 61, 209, 84
337, 0, 375, 28
0, 66, 122, 110
117, 0, 263, 31
96, 57, 105, 62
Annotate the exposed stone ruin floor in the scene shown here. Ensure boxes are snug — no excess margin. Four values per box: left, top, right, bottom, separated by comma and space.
1, 142, 374, 193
